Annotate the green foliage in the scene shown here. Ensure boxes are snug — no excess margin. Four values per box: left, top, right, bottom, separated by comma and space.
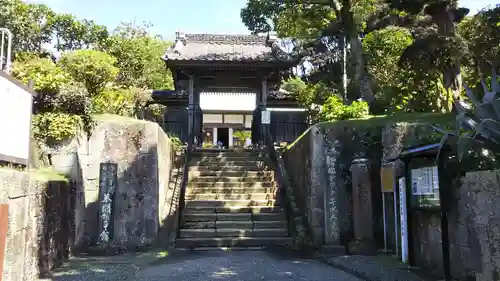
92, 86, 135, 116
233, 130, 251, 141
169, 136, 184, 148
101, 22, 173, 90
11, 58, 71, 95
282, 77, 330, 108
459, 5, 500, 74
0, 0, 55, 53
3, 0, 174, 148
439, 69, 500, 161
32, 112, 82, 142
318, 96, 369, 121
51, 13, 109, 51
59, 49, 119, 95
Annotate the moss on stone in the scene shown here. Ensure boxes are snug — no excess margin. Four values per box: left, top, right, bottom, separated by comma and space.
0, 166, 68, 183
29, 167, 68, 182
94, 113, 151, 124
286, 113, 454, 150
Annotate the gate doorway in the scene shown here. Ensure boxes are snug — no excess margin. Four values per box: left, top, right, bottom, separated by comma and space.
217, 128, 229, 148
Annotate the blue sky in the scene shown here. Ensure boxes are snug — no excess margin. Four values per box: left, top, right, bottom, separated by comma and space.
26, 0, 497, 40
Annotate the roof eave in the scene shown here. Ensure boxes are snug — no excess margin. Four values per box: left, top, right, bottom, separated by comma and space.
163, 58, 297, 69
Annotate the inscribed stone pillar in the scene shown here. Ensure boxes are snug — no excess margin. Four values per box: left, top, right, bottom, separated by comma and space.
348, 157, 376, 255
324, 140, 341, 245
97, 162, 118, 247
309, 127, 326, 245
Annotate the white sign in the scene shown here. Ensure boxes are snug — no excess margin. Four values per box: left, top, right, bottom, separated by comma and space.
399, 177, 409, 264
200, 92, 257, 111
0, 73, 33, 165
411, 166, 439, 195
261, 110, 271, 124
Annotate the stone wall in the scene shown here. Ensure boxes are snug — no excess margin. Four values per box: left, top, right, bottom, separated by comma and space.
283, 119, 445, 251
409, 170, 500, 281
380, 122, 500, 280
45, 114, 180, 251
282, 124, 362, 248
0, 168, 72, 281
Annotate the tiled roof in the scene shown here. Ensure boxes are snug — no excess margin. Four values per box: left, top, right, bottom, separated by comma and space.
163, 32, 291, 63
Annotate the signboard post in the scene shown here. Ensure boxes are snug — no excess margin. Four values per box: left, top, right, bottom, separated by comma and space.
380, 165, 396, 253
399, 177, 409, 263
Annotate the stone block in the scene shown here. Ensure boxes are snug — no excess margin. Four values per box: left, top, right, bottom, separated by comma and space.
254, 220, 287, 229
7, 197, 29, 233
3, 229, 27, 281
216, 221, 253, 229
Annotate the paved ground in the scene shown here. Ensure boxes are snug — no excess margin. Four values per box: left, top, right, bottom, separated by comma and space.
41, 250, 364, 281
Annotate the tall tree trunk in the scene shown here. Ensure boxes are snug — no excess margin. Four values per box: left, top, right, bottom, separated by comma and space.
437, 7, 462, 102
340, 0, 374, 104
340, 35, 348, 100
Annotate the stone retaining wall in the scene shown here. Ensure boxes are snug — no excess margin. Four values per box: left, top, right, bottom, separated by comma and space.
411, 170, 500, 281
44, 115, 180, 251
0, 168, 72, 281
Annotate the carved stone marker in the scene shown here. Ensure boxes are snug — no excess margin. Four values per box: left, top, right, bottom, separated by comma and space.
348, 157, 376, 255
97, 162, 118, 247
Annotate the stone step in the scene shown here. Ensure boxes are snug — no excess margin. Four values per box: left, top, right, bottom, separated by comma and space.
183, 206, 285, 214
182, 213, 286, 223
189, 176, 274, 183
194, 155, 261, 161
175, 237, 292, 248
189, 166, 267, 172
187, 187, 274, 194
187, 181, 275, 189
185, 193, 275, 201
188, 170, 273, 177
192, 150, 260, 157
179, 228, 288, 238
192, 160, 265, 166
185, 199, 276, 208
182, 220, 287, 229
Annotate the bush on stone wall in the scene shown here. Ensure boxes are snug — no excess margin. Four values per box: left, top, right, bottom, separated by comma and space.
318, 95, 369, 121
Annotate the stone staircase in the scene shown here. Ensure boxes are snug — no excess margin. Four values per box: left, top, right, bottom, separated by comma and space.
175, 149, 292, 249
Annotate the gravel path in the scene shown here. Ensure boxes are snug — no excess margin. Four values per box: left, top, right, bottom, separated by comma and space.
41, 250, 363, 281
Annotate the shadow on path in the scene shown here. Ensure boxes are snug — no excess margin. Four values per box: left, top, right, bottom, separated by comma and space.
40, 249, 363, 281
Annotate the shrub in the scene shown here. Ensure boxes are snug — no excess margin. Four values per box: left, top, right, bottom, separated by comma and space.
32, 112, 82, 142
11, 58, 72, 95
59, 49, 119, 95
92, 86, 135, 116
318, 95, 369, 121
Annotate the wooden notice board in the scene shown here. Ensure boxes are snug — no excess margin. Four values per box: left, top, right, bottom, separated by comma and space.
380, 165, 396, 193
0, 204, 8, 281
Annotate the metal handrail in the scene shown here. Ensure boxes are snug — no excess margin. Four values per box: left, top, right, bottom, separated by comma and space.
262, 117, 315, 249
175, 107, 196, 239
0, 28, 13, 73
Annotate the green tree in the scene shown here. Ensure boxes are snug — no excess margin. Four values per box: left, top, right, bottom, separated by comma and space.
101, 22, 173, 90
51, 13, 109, 51
0, 0, 55, 53
11, 57, 71, 95
459, 5, 500, 81
241, 0, 378, 105
59, 49, 119, 95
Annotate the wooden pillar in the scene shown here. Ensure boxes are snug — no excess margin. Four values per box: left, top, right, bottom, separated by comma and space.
188, 75, 194, 139
228, 128, 234, 147
261, 78, 268, 106
213, 127, 217, 145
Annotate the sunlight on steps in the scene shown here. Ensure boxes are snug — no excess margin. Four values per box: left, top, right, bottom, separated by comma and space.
176, 150, 292, 249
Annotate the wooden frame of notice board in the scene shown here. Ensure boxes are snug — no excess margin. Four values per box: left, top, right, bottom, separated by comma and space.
394, 142, 454, 281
